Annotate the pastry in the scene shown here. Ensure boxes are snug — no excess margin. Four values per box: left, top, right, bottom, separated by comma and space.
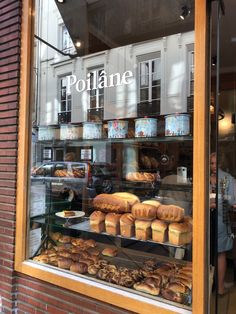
135, 220, 152, 240
120, 213, 135, 237
70, 262, 88, 274
84, 239, 96, 248
105, 213, 121, 235
102, 247, 118, 257
33, 255, 49, 264
71, 238, 85, 246
161, 289, 184, 304
50, 232, 61, 242
151, 219, 168, 243
132, 203, 157, 220
168, 221, 192, 245
89, 211, 106, 233
133, 282, 160, 295
166, 282, 187, 294
58, 235, 71, 244
156, 204, 184, 222
88, 265, 100, 275
57, 257, 72, 269
62, 210, 76, 217
93, 194, 130, 214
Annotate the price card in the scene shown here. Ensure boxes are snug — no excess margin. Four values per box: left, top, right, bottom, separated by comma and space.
30, 183, 46, 217
29, 227, 42, 258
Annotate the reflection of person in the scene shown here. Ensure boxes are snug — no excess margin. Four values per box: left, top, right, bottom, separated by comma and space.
64, 152, 76, 162
210, 152, 235, 295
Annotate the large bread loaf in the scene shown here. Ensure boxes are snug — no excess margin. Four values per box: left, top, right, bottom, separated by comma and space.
156, 204, 184, 222
93, 193, 130, 213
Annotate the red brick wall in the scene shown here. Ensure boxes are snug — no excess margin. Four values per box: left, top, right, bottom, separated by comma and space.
0, 1, 133, 313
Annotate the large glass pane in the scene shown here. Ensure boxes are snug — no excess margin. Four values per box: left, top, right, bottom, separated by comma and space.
29, 0, 195, 310
210, 1, 236, 313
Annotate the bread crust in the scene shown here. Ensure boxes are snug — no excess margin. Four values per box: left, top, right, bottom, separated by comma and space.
156, 204, 184, 222
113, 192, 140, 206
132, 203, 157, 220
93, 194, 130, 213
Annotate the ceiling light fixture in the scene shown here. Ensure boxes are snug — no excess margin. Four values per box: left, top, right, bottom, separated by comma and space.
180, 5, 190, 20
75, 40, 82, 48
57, 0, 65, 3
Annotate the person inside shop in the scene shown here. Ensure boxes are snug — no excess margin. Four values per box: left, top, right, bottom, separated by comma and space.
210, 152, 235, 295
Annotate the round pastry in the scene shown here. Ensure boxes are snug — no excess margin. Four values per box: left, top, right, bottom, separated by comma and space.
33, 255, 49, 264
87, 247, 100, 257
70, 262, 88, 274
88, 265, 100, 275
102, 247, 118, 257
71, 238, 85, 246
50, 232, 61, 242
70, 253, 81, 262
58, 235, 71, 244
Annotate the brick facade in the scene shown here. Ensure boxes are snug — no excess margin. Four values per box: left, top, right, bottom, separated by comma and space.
0, 1, 133, 313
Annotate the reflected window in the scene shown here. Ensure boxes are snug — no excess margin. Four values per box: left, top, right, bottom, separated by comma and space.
137, 52, 161, 116
58, 76, 71, 124
61, 24, 73, 53
87, 68, 104, 121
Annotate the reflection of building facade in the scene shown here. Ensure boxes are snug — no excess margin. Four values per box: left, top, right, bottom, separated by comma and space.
3, 1, 236, 314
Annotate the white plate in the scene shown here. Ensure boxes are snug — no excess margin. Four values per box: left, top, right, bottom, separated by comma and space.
55, 211, 85, 219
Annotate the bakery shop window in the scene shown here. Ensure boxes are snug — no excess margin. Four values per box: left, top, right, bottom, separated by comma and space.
28, 0, 195, 310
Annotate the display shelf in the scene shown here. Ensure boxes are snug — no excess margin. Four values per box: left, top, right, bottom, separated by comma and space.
31, 215, 190, 250
36, 135, 193, 146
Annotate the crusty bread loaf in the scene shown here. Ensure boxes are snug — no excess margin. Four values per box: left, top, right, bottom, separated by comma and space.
142, 200, 161, 209
93, 193, 130, 213
105, 213, 121, 235
89, 211, 106, 233
132, 203, 157, 220
133, 282, 160, 295
120, 213, 135, 237
156, 204, 184, 222
102, 247, 118, 257
135, 219, 152, 240
113, 192, 140, 206
151, 219, 168, 243
126, 172, 156, 182
168, 221, 192, 245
